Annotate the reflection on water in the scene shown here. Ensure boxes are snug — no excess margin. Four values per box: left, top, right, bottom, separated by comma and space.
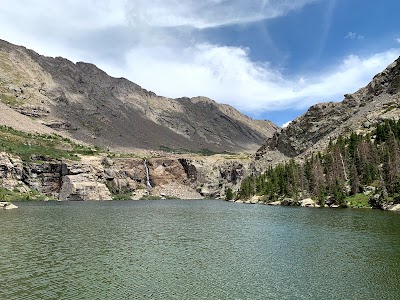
1, 200, 400, 299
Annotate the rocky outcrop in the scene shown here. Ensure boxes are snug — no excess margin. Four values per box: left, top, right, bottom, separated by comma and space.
59, 157, 111, 201
24, 159, 63, 198
0, 150, 251, 200
187, 157, 249, 198
103, 156, 250, 200
0, 152, 25, 191
0, 152, 111, 200
59, 174, 111, 201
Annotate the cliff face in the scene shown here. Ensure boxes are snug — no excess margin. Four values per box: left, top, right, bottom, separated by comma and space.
0, 152, 251, 200
0, 39, 277, 153
256, 56, 400, 162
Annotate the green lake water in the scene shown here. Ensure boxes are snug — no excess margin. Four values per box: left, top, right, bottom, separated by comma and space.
1, 200, 400, 299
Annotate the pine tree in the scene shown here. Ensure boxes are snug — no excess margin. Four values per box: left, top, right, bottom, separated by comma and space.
349, 162, 360, 195
225, 187, 234, 200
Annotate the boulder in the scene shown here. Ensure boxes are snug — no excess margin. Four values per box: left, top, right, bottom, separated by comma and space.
281, 198, 296, 206
385, 204, 400, 212
299, 198, 316, 207
268, 201, 281, 206
0, 202, 18, 209
250, 195, 262, 204
59, 174, 111, 201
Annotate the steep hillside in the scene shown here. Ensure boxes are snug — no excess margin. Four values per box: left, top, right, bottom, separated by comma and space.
256, 56, 400, 161
0, 39, 277, 153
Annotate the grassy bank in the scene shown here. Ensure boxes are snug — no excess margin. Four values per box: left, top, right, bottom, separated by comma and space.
0, 125, 97, 161
345, 193, 371, 208
0, 187, 51, 201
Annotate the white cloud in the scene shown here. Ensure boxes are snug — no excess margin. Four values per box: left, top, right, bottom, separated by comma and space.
0, 0, 317, 62
116, 43, 400, 114
345, 32, 364, 40
125, 0, 317, 29
345, 32, 356, 39
396, 37, 400, 44
282, 121, 292, 128
0, 0, 128, 60
0, 1, 399, 120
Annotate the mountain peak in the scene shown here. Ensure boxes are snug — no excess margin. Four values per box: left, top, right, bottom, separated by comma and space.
0, 39, 277, 153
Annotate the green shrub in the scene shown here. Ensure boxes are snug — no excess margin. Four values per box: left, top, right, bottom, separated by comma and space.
346, 193, 371, 208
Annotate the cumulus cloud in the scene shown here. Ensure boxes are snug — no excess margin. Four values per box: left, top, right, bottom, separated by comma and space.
118, 43, 400, 114
0, 0, 399, 120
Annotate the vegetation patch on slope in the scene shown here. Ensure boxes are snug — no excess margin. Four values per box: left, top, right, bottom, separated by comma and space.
0, 187, 50, 201
0, 125, 97, 161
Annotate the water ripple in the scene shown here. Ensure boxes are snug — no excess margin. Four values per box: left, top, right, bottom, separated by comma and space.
1, 201, 400, 299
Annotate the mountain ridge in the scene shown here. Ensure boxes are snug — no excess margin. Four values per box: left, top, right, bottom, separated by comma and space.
0, 39, 277, 153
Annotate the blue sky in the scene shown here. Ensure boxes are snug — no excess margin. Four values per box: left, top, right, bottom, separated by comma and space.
1, 0, 400, 126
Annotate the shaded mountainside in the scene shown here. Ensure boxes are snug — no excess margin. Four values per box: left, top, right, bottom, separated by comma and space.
0, 39, 277, 153
256, 56, 400, 161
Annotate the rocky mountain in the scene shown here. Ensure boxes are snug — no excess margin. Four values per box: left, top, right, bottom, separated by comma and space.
0, 39, 277, 153
256, 56, 400, 162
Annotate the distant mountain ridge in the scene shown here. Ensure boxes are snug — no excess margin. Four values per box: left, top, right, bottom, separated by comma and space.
0, 39, 277, 153
256, 55, 400, 162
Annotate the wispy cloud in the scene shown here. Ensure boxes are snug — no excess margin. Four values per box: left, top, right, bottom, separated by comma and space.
396, 37, 400, 44
345, 32, 364, 40
0, 1, 398, 121
0, 0, 317, 59
125, 0, 318, 29
316, 0, 336, 59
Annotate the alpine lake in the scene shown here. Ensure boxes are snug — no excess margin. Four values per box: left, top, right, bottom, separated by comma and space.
1, 200, 400, 299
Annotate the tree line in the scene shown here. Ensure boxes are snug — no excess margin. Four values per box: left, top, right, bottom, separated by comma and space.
237, 119, 400, 206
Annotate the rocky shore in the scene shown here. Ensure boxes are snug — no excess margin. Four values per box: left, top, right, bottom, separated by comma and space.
231, 196, 322, 207
231, 195, 400, 212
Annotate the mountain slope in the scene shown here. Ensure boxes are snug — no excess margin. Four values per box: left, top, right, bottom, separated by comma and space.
0, 39, 277, 153
256, 56, 400, 161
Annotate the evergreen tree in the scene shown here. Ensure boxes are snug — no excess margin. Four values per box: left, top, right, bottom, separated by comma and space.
225, 187, 234, 200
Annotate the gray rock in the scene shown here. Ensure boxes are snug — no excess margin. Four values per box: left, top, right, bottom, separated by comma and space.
59, 174, 111, 201
299, 198, 316, 207
0, 202, 18, 209
268, 201, 281, 206
281, 198, 297, 206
